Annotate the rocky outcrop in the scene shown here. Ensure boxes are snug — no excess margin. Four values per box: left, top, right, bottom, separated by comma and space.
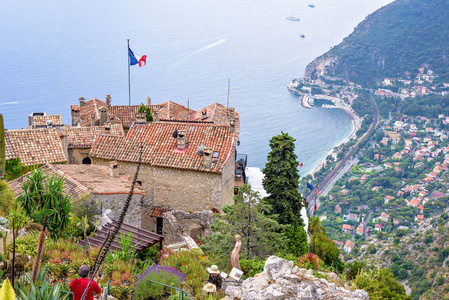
303, 56, 337, 78
224, 256, 368, 300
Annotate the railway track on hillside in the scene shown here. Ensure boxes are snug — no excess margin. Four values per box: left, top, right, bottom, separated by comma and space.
307, 94, 379, 216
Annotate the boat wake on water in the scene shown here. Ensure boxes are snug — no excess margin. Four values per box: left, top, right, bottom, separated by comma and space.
169, 38, 226, 70
183, 38, 226, 59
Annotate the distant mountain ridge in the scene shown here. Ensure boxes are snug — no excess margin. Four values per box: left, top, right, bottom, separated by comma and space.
304, 0, 449, 87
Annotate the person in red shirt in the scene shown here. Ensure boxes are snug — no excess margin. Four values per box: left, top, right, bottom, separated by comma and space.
70, 265, 102, 300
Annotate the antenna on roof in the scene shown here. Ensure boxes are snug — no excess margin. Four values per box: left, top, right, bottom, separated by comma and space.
186, 99, 190, 144
226, 78, 230, 112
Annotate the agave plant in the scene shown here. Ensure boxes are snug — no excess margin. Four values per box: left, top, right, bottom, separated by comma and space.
17, 281, 70, 300
0, 278, 15, 300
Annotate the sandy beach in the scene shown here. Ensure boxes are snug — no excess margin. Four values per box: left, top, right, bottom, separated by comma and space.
307, 103, 361, 177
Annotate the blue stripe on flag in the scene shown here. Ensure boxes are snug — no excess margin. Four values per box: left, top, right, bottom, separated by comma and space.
128, 47, 139, 65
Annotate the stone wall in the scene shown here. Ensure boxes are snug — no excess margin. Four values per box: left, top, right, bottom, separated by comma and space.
162, 210, 214, 246
95, 193, 142, 228
68, 148, 91, 164
92, 154, 235, 212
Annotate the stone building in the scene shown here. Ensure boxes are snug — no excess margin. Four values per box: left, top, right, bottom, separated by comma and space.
8, 163, 145, 227
65, 124, 124, 164
70, 95, 240, 134
90, 120, 237, 233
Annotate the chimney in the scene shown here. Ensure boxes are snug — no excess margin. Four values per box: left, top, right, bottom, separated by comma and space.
228, 107, 235, 119
99, 106, 108, 126
201, 109, 207, 120
105, 94, 112, 106
203, 147, 213, 169
230, 119, 235, 133
177, 129, 186, 150
59, 126, 69, 161
109, 161, 119, 178
146, 97, 152, 106
153, 110, 159, 122
71, 105, 80, 126
135, 113, 146, 124
46, 120, 53, 128
90, 114, 96, 127
79, 97, 86, 108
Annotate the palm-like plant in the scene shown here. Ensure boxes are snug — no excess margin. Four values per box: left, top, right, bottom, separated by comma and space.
18, 280, 70, 300
18, 169, 72, 238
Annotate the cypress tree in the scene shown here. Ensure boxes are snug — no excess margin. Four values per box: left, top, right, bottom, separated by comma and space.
262, 132, 304, 227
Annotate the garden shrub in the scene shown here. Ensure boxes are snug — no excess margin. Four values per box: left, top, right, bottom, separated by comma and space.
353, 267, 412, 300
159, 247, 209, 296
240, 257, 266, 278
134, 264, 185, 300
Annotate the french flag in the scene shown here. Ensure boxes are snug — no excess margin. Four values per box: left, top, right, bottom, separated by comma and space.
128, 47, 147, 67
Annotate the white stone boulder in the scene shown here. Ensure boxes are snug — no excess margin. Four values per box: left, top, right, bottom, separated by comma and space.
224, 256, 369, 300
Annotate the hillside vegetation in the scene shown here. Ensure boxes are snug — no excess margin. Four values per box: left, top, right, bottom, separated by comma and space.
305, 0, 449, 87
347, 211, 449, 300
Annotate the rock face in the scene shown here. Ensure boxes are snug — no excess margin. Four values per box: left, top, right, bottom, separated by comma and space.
224, 256, 369, 300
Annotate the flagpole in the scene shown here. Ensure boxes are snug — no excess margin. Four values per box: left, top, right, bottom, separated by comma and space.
128, 39, 131, 128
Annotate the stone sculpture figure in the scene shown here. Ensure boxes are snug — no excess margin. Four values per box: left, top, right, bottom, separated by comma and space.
231, 234, 242, 270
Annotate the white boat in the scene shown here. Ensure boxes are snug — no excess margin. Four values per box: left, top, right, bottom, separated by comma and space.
286, 16, 300, 21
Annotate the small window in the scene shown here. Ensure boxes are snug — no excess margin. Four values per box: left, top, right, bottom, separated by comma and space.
137, 180, 142, 186
213, 151, 219, 158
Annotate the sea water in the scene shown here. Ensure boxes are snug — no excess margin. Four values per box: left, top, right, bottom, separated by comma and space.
0, 0, 392, 175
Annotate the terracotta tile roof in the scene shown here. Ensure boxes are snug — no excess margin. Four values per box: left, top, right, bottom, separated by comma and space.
4, 128, 66, 166
108, 105, 163, 126
345, 240, 355, 248
67, 124, 124, 148
8, 163, 145, 198
150, 208, 169, 218
157, 101, 195, 121
4, 131, 19, 160
8, 164, 88, 199
193, 103, 240, 136
90, 122, 236, 174
71, 105, 80, 112
30, 115, 63, 127
79, 98, 106, 126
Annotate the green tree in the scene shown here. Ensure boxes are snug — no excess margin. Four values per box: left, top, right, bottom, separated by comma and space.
285, 225, 308, 257
200, 184, 287, 269
262, 132, 303, 227
138, 103, 153, 122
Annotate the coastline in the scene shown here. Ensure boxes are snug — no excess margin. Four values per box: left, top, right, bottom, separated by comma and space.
307, 104, 361, 177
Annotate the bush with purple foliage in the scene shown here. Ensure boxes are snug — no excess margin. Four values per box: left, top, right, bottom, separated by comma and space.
71, 194, 102, 223
134, 264, 186, 300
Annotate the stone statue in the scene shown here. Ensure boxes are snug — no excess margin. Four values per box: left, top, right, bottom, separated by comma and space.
231, 234, 241, 270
